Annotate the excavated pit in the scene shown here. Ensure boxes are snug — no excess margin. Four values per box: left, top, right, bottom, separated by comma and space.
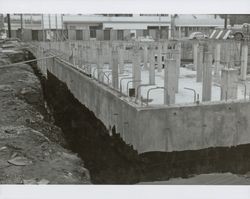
27, 51, 250, 184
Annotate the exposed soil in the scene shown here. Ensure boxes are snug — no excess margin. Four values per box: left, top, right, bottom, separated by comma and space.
0, 47, 90, 184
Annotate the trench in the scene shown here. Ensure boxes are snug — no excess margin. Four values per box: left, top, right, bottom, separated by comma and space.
27, 51, 250, 184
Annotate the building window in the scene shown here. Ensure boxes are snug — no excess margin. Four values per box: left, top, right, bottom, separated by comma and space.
69, 26, 76, 30
76, 30, 83, 40
117, 30, 124, 40
104, 29, 110, 40
90, 29, 96, 38
143, 29, 149, 36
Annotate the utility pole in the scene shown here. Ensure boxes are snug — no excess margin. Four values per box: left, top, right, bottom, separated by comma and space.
159, 15, 161, 41
55, 14, 58, 41
20, 14, 23, 41
41, 14, 45, 42
30, 14, 33, 27
170, 14, 176, 39
7, 14, 11, 38
224, 14, 228, 29
49, 14, 51, 41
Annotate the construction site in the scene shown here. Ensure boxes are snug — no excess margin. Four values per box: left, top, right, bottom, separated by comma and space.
1, 14, 250, 184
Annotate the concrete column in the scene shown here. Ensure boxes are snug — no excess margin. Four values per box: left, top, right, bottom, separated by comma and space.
74, 45, 79, 65
118, 46, 124, 73
235, 41, 242, 67
97, 48, 103, 81
202, 52, 213, 102
157, 43, 162, 72
108, 43, 112, 69
196, 45, 204, 82
143, 45, 148, 70
214, 43, 221, 78
78, 45, 83, 68
69, 47, 75, 65
221, 68, 238, 100
149, 48, 155, 85
90, 42, 95, 65
75, 43, 79, 66
164, 59, 176, 104
132, 48, 141, 98
90, 43, 97, 74
240, 43, 248, 81
193, 42, 199, 71
162, 41, 169, 67
172, 48, 181, 93
178, 27, 181, 39
112, 50, 119, 90
82, 44, 87, 65
225, 41, 234, 68
86, 46, 91, 74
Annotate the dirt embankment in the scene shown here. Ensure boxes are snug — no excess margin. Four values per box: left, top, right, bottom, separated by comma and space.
0, 48, 90, 184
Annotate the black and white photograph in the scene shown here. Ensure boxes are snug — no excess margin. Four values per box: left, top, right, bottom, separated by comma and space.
0, 0, 250, 198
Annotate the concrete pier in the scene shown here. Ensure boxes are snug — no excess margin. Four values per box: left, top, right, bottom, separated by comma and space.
111, 50, 119, 90
157, 43, 162, 72
164, 59, 176, 105
196, 46, 204, 82
118, 46, 125, 73
202, 52, 213, 102
214, 43, 221, 78
132, 48, 141, 98
193, 42, 199, 71
240, 43, 248, 81
225, 41, 234, 68
108, 43, 112, 69
221, 68, 238, 100
149, 47, 155, 85
143, 45, 148, 70
97, 48, 103, 81
172, 49, 180, 93
78, 44, 83, 67
86, 46, 91, 74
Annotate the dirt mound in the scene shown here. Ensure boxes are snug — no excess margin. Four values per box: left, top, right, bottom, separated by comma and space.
0, 51, 90, 184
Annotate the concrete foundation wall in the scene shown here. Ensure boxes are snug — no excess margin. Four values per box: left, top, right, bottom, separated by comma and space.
39, 55, 250, 154
30, 43, 250, 154
137, 102, 250, 152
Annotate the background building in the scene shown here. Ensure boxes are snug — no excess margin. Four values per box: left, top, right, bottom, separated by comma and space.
1, 14, 225, 41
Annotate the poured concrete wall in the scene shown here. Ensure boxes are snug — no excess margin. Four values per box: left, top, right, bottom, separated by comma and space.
137, 102, 250, 152
31, 46, 250, 154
